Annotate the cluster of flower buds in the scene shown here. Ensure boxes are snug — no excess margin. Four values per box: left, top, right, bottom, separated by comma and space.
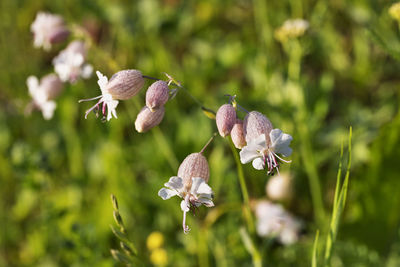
80, 69, 145, 121
26, 74, 63, 120
215, 99, 293, 175
254, 200, 301, 245
274, 19, 309, 43
158, 140, 214, 234
27, 12, 93, 119
135, 80, 170, 132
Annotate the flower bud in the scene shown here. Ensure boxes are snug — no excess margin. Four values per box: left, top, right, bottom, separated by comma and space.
40, 74, 63, 100
146, 80, 169, 111
216, 104, 236, 137
178, 153, 210, 187
231, 119, 246, 149
106, 69, 145, 100
266, 173, 293, 202
135, 106, 165, 133
243, 111, 273, 144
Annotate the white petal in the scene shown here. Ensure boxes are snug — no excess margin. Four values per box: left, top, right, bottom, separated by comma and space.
252, 157, 265, 170
96, 71, 108, 93
240, 146, 261, 164
81, 64, 93, 78
105, 99, 119, 121
270, 129, 293, 157
164, 176, 184, 191
27, 76, 39, 96
251, 134, 267, 147
180, 200, 190, 212
196, 180, 213, 195
41, 100, 56, 120
158, 188, 178, 200
198, 198, 214, 207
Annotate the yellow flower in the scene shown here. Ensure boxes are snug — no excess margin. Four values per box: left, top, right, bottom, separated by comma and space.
389, 2, 400, 22
146, 231, 164, 251
150, 248, 168, 266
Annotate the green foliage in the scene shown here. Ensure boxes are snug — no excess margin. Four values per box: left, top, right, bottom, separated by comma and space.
0, 0, 400, 266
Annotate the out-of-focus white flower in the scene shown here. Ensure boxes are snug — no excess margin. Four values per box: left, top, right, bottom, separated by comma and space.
266, 173, 293, 202
53, 41, 92, 83
158, 176, 214, 234
275, 19, 309, 43
27, 75, 59, 120
255, 200, 301, 245
79, 71, 119, 121
240, 129, 292, 174
30, 12, 69, 50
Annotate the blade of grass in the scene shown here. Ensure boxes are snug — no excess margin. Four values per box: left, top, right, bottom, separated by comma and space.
324, 127, 352, 266
312, 230, 320, 267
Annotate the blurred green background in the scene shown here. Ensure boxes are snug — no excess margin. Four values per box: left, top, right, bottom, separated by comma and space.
1, 0, 400, 266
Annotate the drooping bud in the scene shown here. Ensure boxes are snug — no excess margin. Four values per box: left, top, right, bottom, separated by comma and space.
146, 80, 169, 111
231, 119, 246, 149
216, 104, 236, 137
178, 153, 210, 188
106, 69, 145, 100
135, 106, 165, 133
266, 173, 293, 202
39, 74, 63, 100
243, 111, 273, 144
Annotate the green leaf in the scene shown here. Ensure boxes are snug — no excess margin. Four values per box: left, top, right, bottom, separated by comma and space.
312, 230, 320, 267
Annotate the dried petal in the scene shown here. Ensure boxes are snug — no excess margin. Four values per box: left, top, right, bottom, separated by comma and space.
135, 106, 165, 133
146, 80, 169, 111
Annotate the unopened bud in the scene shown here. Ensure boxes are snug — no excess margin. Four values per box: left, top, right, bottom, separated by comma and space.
178, 153, 210, 187
40, 74, 63, 99
266, 173, 293, 202
216, 104, 236, 137
106, 69, 145, 100
146, 80, 169, 111
243, 111, 273, 144
135, 106, 165, 133
231, 119, 246, 149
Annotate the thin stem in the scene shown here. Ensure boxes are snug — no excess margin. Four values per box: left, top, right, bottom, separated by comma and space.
227, 136, 255, 234
200, 133, 217, 154
142, 75, 160, 81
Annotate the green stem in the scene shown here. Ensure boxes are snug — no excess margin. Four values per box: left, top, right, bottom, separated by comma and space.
227, 136, 255, 234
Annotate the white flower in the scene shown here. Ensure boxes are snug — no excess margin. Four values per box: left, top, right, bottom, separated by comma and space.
53, 41, 92, 83
255, 200, 301, 245
158, 176, 214, 233
30, 12, 69, 50
27, 76, 57, 120
78, 71, 119, 121
240, 129, 292, 174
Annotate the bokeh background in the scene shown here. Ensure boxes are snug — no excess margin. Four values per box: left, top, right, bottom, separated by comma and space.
1, 0, 400, 266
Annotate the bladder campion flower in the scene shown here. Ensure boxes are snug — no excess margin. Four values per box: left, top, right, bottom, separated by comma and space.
255, 200, 301, 245
240, 111, 292, 174
145, 80, 169, 111
266, 172, 293, 202
158, 152, 214, 234
135, 106, 165, 132
26, 74, 63, 120
30, 12, 69, 50
79, 69, 144, 121
53, 40, 92, 83
240, 130, 292, 174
